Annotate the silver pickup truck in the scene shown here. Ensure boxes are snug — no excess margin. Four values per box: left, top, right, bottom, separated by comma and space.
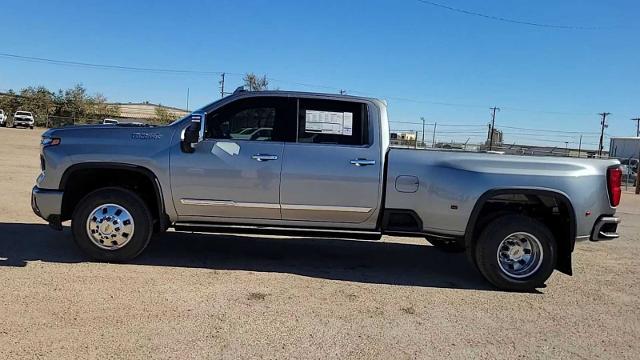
31, 90, 622, 291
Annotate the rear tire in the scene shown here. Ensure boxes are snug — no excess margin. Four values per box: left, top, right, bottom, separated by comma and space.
71, 187, 153, 262
474, 215, 556, 291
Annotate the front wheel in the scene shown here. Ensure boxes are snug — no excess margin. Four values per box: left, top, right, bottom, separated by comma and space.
474, 215, 556, 291
71, 187, 153, 262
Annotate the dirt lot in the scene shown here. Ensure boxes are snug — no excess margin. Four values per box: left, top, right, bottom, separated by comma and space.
0, 127, 639, 359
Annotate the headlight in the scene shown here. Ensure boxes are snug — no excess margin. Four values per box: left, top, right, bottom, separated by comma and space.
41, 137, 61, 147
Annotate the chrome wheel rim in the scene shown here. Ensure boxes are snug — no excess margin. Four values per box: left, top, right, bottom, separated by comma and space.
86, 204, 135, 250
496, 232, 543, 278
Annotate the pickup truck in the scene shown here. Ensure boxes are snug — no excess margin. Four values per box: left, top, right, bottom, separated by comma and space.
13, 110, 35, 129
0, 109, 7, 127
31, 90, 622, 291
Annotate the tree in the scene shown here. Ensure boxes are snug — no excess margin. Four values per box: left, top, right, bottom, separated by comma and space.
18, 86, 56, 126
153, 106, 177, 124
88, 93, 120, 120
243, 73, 269, 91
0, 90, 21, 119
61, 84, 92, 122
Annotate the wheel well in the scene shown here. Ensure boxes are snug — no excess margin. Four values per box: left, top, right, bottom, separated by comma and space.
465, 190, 576, 275
60, 165, 166, 232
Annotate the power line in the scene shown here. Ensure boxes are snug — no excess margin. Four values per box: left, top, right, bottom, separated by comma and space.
0, 52, 232, 76
0, 52, 598, 117
415, 0, 610, 30
500, 125, 601, 135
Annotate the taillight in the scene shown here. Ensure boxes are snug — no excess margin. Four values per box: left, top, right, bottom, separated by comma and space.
607, 166, 622, 207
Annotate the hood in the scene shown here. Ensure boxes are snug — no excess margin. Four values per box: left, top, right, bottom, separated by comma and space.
43, 123, 177, 147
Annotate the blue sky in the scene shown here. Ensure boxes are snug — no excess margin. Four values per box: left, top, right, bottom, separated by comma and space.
1, 0, 638, 149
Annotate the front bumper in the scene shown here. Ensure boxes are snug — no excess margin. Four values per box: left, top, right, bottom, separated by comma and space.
591, 216, 620, 241
14, 119, 34, 126
31, 186, 64, 229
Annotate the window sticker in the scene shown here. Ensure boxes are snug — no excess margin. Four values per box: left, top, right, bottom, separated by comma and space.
305, 110, 354, 135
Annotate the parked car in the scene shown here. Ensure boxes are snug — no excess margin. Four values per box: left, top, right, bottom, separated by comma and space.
231, 127, 273, 140
103, 118, 119, 125
31, 90, 622, 291
0, 109, 7, 127
13, 111, 35, 129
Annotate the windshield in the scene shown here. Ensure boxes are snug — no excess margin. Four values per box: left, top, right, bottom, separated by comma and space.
16, 111, 31, 116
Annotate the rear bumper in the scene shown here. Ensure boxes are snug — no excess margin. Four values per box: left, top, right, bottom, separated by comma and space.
591, 216, 620, 241
31, 186, 64, 229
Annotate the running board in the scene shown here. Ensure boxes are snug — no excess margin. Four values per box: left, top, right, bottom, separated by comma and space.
173, 222, 383, 240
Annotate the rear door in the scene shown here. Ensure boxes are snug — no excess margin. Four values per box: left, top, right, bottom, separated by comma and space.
171, 96, 296, 220
279, 97, 382, 226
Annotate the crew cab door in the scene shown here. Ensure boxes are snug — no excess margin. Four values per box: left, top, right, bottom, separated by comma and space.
170, 97, 296, 220
280, 98, 382, 226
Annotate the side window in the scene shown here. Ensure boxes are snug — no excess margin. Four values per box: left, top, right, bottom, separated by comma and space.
298, 98, 368, 146
205, 97, 296, 142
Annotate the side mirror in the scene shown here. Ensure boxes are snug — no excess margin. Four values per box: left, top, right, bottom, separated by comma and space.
181, 111, 206, 153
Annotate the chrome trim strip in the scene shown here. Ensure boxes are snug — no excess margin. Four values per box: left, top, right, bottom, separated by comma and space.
175, 222, 381, 235
281, 204, 372, 213
181, 200, 371, 213
180, 199, 280, 209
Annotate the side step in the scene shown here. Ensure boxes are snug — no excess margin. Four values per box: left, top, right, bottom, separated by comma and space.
173, 222, 383, 240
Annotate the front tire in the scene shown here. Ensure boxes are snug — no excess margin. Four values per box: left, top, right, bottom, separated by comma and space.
72, 187, 153, 262
474, 215, 556, 291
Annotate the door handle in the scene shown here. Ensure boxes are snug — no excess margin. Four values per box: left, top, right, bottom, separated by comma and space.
350, 159, 376, 166
252, 154, 279, 161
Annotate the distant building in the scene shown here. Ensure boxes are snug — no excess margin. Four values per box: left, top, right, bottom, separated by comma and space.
109, 102, 189, 123
484, 127, 503, 148
390, 131, 417, 147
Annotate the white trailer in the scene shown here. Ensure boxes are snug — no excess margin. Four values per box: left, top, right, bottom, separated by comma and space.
609, 137, 640, 160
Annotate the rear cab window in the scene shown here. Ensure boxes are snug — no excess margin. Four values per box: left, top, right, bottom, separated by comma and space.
297, 98, 369, 146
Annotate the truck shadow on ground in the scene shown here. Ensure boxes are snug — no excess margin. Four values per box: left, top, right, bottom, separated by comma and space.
0, 222, 494, 291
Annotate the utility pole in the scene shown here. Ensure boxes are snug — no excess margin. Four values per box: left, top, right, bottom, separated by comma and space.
578, 134, 582, 158
598, 112, 610, 157
488, 107, 500, 151
219, 73, 226, 98
431, 122, 437, 147
420, 117, 426, 148
631, 117, 640, 137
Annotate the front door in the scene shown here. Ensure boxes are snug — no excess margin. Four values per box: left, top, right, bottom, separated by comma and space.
170, 96, 295, 220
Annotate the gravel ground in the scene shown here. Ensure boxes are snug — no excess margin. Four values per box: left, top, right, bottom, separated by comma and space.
0, 127, 638, 359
